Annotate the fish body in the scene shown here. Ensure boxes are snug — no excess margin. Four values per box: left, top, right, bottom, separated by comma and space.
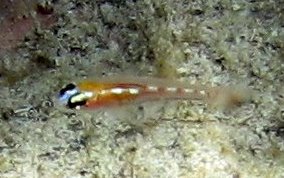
58, 76, 249, 109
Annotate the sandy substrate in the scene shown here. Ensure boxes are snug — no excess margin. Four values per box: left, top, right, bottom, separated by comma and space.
0, 0, 283, 178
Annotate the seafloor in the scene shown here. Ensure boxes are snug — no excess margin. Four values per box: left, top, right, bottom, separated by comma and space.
0, 0, 283, 178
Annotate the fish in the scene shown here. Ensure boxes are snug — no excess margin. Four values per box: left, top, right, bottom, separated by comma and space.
58, 76, 251, 110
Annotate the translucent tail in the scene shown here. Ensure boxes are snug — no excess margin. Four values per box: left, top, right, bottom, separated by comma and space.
205, 86, 253, 109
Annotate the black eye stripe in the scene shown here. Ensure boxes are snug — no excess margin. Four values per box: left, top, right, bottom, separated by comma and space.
65, 83, 76, 90
59, 83, 76, 96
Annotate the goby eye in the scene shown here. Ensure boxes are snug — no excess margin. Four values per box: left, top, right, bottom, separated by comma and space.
59, 83, 76, 97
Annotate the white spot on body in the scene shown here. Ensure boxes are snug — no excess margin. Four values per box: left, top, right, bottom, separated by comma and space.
184, 88, 194, 93
147, 85, 158, 91
129, 88, 139, 94
166, 87, 177, 92
110, 88, 125, 94
110, 87, 139, 95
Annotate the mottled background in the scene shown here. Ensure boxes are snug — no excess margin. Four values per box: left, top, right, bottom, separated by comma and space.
0, 0, 283, 177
